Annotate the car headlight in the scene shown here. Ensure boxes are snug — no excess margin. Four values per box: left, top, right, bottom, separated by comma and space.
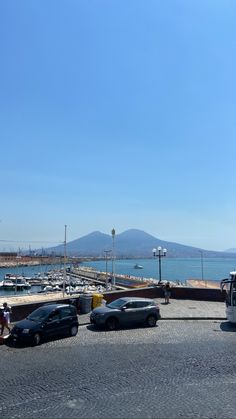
22, 329, 30, 334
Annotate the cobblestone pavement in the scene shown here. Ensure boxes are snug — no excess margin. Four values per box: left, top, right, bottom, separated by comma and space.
1, 320, 236, 418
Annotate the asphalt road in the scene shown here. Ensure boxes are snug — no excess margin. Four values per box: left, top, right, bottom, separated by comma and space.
1, 320, 236, 419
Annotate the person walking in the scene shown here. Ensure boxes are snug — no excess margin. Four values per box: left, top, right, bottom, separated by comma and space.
0, 302, 11, 335
164, 282, 171, 304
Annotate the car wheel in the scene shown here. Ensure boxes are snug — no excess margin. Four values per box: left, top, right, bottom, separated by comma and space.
106, 317, 118, 331
146, 315, 157, 327
32, 333, 41, 346
70, 325, 78, 336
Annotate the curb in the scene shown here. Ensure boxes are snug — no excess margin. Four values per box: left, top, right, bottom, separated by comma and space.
160, 317, 226, 321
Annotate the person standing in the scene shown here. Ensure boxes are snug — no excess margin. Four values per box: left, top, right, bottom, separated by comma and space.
0, 302, 11, 335
0, 307, 5, 336
164, 282, 171, 304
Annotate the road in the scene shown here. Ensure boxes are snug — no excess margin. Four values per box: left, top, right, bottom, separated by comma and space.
1, 320, 236, 419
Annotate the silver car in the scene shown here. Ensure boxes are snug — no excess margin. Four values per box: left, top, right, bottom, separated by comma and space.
90, 297, 161, 330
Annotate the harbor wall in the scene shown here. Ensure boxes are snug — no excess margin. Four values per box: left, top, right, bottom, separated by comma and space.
10, 286, 226, 322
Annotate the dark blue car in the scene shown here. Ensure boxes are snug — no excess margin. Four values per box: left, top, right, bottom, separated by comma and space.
10, 303, 79, 345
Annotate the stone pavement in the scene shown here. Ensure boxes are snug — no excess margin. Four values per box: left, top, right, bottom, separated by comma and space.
78, 298, 226, 325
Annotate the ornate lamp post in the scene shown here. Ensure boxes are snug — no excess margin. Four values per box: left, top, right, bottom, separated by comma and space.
152, 246, 167, 283
111, 228, 116, 286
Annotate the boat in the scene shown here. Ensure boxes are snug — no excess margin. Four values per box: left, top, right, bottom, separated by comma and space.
2, 279, 15, 290
4, 274, 31, 290
133, 264, 143, 269
4, 273, 14, 279
14, 277, 31, 291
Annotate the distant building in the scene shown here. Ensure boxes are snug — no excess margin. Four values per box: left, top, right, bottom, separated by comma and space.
0, 252, 18, 261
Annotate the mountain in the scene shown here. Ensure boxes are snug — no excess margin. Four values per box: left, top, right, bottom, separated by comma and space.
42, 229, 236, 258
224, 248, 236, 253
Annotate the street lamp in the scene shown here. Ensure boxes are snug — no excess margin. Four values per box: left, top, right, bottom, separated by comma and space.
111, 228, 116, 286
152, 246, 167, 283
199, 250, 205, 287
104, 250, 112, 291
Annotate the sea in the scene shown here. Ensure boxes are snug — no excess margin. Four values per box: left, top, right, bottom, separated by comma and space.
0, 257, 235, 297
81, 257, 236, 283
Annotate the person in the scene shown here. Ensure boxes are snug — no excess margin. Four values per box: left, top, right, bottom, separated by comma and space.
0, 302, 11, 335
164, 282, 171, 304
0, 308, 5, 336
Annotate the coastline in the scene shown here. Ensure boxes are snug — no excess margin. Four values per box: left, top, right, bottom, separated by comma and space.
186, 279, 221, 289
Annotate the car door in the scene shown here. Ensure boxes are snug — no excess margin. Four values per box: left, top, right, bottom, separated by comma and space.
135, 301, 151, 323
43, 309, 62, 338
58, 306, 75, 334
121, 301, 140, 326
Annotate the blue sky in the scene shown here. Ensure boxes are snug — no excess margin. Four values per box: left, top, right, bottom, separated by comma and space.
1, 0, 236, 252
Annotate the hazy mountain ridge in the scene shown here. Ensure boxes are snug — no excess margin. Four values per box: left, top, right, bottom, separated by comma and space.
43, 229, 236, 258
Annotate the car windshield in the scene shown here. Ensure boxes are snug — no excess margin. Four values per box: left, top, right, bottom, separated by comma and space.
106, 299, 127, 309
27, 307, 50, 322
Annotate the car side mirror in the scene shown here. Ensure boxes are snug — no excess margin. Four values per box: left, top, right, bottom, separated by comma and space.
121, 306, 127, 311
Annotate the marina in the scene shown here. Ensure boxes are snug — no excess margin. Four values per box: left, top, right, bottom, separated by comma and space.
0, 266, 115, 298
0, 256, 235, 298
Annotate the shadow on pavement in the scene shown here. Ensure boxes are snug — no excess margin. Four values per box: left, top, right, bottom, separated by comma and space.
220, 321, 236, 332
86, 323, 159, 332
4, 333, 74, 349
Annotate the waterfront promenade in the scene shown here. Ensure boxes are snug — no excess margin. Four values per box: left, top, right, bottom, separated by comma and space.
77, 298, 226, 325
0, 295, 226, 338
0, 292, 226, 320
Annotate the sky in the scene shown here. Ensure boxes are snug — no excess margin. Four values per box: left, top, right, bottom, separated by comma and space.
1, 0, 236, 252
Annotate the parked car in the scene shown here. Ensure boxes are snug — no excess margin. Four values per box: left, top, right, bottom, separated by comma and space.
90, 297, 161, 330
10, 303, 79, 346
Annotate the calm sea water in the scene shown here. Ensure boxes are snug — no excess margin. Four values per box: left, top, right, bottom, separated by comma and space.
0, 257, 235, 297
81, 257, 236, 282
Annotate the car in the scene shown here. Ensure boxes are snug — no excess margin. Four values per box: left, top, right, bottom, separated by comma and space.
10, 303, 79, 346
90, 297, 161, 330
